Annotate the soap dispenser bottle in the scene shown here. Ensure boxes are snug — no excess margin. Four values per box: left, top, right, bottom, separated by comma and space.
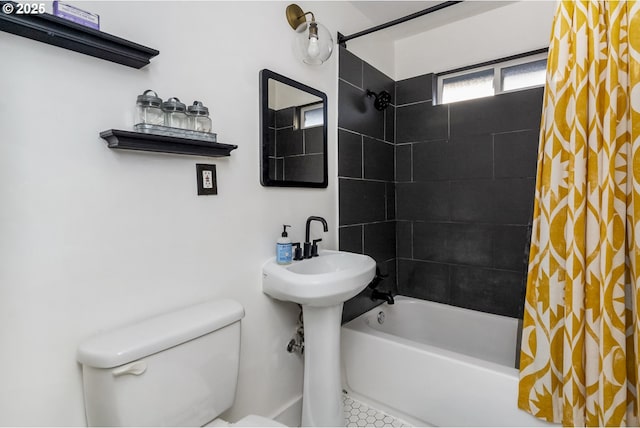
276, 225, 293, 265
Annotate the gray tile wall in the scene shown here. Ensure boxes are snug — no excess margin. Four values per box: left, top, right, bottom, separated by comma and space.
338, 47, 543, 322
395, 77, 543, 318
338, 47, 397, 323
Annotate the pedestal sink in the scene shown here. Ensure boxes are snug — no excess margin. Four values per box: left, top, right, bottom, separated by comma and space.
262, 250, 376, 427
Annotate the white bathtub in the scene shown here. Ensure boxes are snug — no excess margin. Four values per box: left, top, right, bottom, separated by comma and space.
341, 296, 554, 427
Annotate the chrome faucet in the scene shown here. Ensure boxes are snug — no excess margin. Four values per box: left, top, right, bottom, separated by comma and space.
304, 216, 328, 259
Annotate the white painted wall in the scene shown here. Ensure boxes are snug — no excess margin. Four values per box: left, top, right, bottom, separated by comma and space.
0, 1, 374, 425
394, 0, 557, 80
347, 33, 397, 80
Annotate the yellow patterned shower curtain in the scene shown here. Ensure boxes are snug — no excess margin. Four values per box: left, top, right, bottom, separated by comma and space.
518, 1, 640, 426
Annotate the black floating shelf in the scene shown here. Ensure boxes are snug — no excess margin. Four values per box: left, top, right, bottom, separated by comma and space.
0, 1, 159, 69
100, 129, 238, 157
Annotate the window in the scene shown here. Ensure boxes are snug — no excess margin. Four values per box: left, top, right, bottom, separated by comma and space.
437, 52, 547, 104
501, 59, 547, 92
441, 69, 494, 104
299, 103, 324, 129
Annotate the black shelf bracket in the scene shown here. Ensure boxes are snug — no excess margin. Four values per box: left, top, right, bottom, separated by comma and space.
100, 130, 238, 158
0, 1, 159, 69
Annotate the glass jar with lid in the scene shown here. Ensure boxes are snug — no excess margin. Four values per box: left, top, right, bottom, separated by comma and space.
186, 101, 212, 133
162, 97, 188, 129
135, 89, 163, 125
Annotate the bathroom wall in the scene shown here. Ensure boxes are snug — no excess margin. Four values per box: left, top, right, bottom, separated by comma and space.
337, 47, 397, 323
389, 0, 554, 319
0, 2, 381, 425
394, 1, 557, 80
336, 0, 555, 323
395, 78, 543, 318
337, 50, 543, 320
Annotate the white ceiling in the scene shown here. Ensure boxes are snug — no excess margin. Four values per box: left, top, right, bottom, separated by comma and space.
345, 1, 517, 44
349, 1, 445, 26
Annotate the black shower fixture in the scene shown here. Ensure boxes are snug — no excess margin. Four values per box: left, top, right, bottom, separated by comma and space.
366, 90, 391, 111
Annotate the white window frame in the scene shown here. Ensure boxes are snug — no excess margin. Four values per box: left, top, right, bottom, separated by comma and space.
436, 52, 548, 105
299, 102, 324, 129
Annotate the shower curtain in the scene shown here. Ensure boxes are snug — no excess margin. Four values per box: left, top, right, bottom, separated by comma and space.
518, 1, 640, 426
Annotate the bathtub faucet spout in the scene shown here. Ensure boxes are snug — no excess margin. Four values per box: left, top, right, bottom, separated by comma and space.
371, 289, 395, 305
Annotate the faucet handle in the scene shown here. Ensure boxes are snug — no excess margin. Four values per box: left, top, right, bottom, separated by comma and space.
292, 242, 303, 261
375, 266, 389, 278
368, 265, 388, 289
311, 239, 322, 257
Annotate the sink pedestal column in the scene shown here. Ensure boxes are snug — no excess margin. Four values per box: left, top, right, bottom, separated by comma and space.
301, 303, 344, 427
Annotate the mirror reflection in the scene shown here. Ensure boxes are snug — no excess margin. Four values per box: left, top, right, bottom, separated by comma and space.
260, 69, 328, 187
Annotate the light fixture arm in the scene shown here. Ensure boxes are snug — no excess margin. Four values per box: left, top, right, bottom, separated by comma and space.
301, 10, 315, 22
286, 4, 315, 30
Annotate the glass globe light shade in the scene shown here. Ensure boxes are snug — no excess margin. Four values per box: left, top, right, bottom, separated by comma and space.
293, 20, 333, 65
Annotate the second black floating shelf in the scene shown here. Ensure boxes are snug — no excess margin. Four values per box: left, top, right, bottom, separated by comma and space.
0, 0, 159, 69
100, 129, 238, 157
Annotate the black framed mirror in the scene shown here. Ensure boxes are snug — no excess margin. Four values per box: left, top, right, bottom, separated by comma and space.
260, 69, 328, 188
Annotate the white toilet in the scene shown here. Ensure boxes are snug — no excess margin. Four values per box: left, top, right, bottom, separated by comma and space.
77, 298, 284, 427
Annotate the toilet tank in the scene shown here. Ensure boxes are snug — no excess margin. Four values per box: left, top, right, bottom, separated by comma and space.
77, 299, 245, 427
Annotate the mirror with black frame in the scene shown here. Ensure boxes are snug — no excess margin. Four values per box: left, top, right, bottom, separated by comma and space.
260, 69, 328, 188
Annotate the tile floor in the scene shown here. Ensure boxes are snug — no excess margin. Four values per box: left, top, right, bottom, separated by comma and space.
343, 394, 411, 427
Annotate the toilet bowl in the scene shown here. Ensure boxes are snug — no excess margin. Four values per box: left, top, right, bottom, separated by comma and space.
77, 298, 285, 427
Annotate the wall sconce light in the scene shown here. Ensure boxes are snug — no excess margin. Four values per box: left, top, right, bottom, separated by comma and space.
286, 4, 333, 65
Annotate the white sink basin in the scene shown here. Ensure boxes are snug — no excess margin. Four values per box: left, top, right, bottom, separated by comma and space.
262, 250, 376, 307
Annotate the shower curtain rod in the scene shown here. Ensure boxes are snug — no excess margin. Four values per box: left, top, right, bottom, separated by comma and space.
337, 1, 464, 47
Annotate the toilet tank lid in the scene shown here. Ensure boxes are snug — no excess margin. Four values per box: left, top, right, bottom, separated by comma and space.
77, 298, 245, 368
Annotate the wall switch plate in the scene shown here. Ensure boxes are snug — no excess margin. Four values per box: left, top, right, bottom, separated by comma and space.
196, 164, 217, 195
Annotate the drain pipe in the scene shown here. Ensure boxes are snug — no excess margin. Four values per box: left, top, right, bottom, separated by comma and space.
286, 306, 305, 354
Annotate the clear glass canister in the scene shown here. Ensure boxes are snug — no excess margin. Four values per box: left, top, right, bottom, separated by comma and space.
135, 89, 163, 125
186, 101, 212, 133
162, 97, 188, 129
